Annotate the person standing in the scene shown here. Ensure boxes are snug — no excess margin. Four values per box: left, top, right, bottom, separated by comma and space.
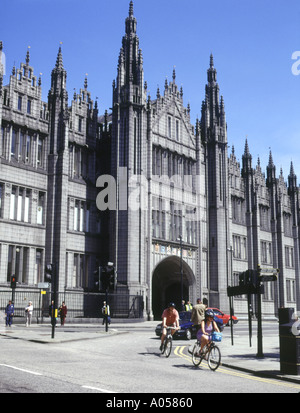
25, 301, 33, 327
102, 301, 110, 325
191, 298, 206, 333
5, 300, 14, 327
49, 300, 56, 327
59, 302, 68, 326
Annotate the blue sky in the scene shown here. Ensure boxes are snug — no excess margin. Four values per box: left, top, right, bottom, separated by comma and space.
1, 0, 300, 180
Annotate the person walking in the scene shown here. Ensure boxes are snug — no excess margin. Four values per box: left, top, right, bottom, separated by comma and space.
59, 302, 68, 326
5, 300, 15, 327
191, 298, 206, 333
25, 301, 33, 327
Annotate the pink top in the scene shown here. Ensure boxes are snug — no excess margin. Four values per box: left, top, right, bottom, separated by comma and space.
162, 308, 179, 326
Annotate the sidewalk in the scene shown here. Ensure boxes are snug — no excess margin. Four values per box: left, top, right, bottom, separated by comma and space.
0, 320, 299, 386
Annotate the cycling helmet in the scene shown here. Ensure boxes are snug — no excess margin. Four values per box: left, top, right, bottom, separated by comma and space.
168, 302, 176, 308
205, 309, 214, 318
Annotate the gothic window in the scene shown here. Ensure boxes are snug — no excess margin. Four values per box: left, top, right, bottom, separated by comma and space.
18, 95, 22, 111
37, 137, 44, 167
73, 199, 90, 232
233, 235, 247, 260
11, 129, 17, 158
0, 182, 3, 218
37, 192, 45, 225
168, 116, 172, 139
9, 186, 31, 223
286, 279, 296, 302
27, 99, 32, 114
283, 213, 292, 237
261, 241, 272, 265
176, 119, 179, 141
1, 126, 4, 156
285, 246, 294, 268
35, 249, 43, 284
259, 205, 271, 231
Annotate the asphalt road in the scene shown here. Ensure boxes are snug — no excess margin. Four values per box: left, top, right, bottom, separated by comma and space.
0, 322, 299, 394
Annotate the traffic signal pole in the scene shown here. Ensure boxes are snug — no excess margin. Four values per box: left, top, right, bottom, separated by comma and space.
51, 262, 58, 339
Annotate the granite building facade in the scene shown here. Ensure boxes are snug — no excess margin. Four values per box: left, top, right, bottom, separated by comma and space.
0, 2, 299, 319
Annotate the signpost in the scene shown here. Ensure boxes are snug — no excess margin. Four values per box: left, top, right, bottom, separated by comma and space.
227, 265, 279, 358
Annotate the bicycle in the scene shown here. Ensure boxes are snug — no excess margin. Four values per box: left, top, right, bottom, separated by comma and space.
160, 326, 179, 358
191, 337, 221, 371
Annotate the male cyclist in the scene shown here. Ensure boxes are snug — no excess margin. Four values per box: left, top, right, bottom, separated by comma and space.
160, 302, 180, 351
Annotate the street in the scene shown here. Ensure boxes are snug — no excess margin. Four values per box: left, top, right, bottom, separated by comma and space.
0, 321, 299, 394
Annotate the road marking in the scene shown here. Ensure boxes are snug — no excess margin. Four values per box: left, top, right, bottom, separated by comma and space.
82, 385, 115, 393
0, 364, 42, 376
174, 347, 300, 391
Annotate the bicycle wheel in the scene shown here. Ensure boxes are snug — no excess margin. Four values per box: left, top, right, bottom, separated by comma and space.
192, 342, 202, 366
164, 337, 172, 358
207, 345, 221, 371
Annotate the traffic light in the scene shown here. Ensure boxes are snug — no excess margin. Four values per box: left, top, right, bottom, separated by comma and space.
106, 264, 115, 291
94, 266, 103, 291
45, 264, 53, 283
10, 275, 17, 289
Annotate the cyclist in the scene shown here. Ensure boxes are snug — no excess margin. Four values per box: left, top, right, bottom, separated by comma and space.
197, 309, 220, 354
160, 302, 180, 351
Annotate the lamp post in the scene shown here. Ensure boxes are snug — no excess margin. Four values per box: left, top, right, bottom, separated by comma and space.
177, 235, 183, 306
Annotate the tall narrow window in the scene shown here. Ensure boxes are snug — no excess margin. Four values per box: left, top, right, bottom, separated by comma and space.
10, 187, 16, 220
37, 192, 45, 225
0, 183, 3, 218
37, 137, 43, 166
17, 188, 23, 221
18, 96, 22, 111
1, 126, 5, 157
27, 99, 32, 114
176, 120, 179, 141
168, 116, 172, 138
35, 249, 43, 284
11, 129, 17, 158
25, 135, 31, 163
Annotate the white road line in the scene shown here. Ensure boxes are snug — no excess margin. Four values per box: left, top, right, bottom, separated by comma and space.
82, 385, 115, 393
0, 364, 42, 376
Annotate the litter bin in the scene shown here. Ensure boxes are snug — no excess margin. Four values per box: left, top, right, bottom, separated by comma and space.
279, 307, 300, 375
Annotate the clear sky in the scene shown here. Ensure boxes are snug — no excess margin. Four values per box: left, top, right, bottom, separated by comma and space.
1, 0, 300, 180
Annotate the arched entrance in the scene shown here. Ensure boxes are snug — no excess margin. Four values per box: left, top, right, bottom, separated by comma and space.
152, 256, 195, 320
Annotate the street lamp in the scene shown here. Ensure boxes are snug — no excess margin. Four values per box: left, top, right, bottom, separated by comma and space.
177, 235, 183, 307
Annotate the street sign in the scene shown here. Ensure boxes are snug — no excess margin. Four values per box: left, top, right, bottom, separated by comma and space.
38, 282, 50, 289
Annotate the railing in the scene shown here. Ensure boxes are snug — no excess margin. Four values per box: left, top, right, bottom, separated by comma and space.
0, 288, 144, 321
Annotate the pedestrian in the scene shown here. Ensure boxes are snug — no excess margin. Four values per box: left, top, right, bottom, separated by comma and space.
102, 301, 110, 325
49, 300, 56, 327
191, 298, 207, 333
181, 300, 186, 311
185, 300, 193, 311
59, 301, 68, 326
5, 300, 14, 327
25, 301, 33, 327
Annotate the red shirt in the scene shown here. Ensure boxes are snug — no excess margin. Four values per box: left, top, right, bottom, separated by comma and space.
162, 308, 179, 326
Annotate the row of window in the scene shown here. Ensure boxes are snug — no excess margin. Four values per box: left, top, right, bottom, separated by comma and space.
1, 244, 91, 289
152, 198, 197, 244
0, 183, 45, 224
232, 197, 293, 238
152, 145, 196, 188
232, 235, 295, 268
1, 125, 45, 168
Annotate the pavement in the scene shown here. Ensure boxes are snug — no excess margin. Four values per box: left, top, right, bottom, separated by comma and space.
0, 319, 300, 387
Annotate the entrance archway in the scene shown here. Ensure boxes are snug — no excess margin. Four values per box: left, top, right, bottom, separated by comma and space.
152, 256, 195, 320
